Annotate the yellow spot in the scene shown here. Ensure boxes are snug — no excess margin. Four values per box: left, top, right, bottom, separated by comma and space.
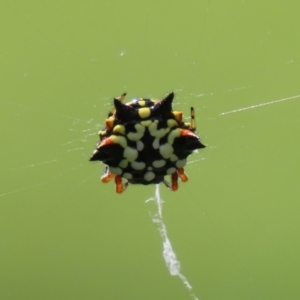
113, 125, 125, 135
170, 154, 178, 162
152, 160, 166, 168
144, 171, 155, 181
149, 120, 168, 138
136, 141, 144, 151
173, 111, 183, 123
131, 161, 146, 170
109, 166, 122, 175
152, 138, 159, 149
119, 159, 128, 168
176, 159, 186, 168
168, 128, 181, 145
127, 124, 145, 141
159, 144, 173, 159
110, 135, 127, 148
98, 130, 106, 137
105, 117, 115, 130
124, 147, 138, 162
138, 100, 146, 106
166, 167, 176, 175
140, 120, 152, 127
138, 107, 151, 119
167, 119, 178, 128
123, 172, 132, 180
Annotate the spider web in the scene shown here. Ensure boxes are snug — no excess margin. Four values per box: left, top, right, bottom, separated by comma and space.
146, 184, 199, 300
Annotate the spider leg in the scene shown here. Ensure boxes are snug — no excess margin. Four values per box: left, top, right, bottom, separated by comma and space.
163, 179, 172, 189
118, 93, 127, 103
177, 167, 188, 182
190, 106, 196, 131
101, 165, 115, 183
115, 175, 129, 194
171, 171, 179, 191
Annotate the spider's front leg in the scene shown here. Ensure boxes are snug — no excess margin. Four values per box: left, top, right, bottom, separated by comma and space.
114, 175, 129, 194
101, 165, 115, 183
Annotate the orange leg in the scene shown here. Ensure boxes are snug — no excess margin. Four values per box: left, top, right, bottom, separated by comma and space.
177, 167, 188, 182
114, 175, 130, 194
171, 172, 179, 191
101, 171, 115, 183
115, 175, 123, 194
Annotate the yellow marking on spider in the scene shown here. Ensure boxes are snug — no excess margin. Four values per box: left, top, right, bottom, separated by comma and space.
110, 135, 127, 148
170, 154, 178, 162
119, 159, 128, 168
109, 166, 122, 175
98, 130, 106, 137
167, 128, 181, 145
176, 159, 186, 168
140, 120, 152, 127
152, 138, 159, 149
127, 124, 145, 141
123, 172, 132, 180
138, 100, 146, 106
152, 160, 166, 168
105, 117, 115, 130
131, 161, 146, 170
149, 120, 169, 138
123, 147, 138, 162
166, 167, 176, 175
159, 143, 173, 159
144, 171, 155, 181
136, 141, 144, 151
167, 119, 178, 128
138, 107, 151, 119
113, 125, 125, 135
173, 111, 183, 123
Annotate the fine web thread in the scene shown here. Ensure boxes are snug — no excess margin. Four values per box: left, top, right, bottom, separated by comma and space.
219, 94, 300, 115
146, 185, 199, 300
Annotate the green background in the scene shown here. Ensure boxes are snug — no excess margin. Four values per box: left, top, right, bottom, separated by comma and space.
1, 1, 300, 299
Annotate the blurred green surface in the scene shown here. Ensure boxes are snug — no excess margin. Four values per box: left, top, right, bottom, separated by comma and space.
1, 1, 300, 299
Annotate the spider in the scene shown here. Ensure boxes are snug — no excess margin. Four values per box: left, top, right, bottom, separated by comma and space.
90, 92, 205, 193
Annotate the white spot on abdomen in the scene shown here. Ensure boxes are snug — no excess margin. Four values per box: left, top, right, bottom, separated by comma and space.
176, 159, 186, 168
159, 143, 173, 159
152, 138, 159, 149
136, 141, 144, 151
119, 159, 128, 168
124, 147, 138, 162
166, 167, 176, 175
152, 159, 166, 168
127, 124, 145, 141
123, 172, 132, 179
131, 161, 146, 170
109, 166, 122, 175
144, 171, 155, 181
